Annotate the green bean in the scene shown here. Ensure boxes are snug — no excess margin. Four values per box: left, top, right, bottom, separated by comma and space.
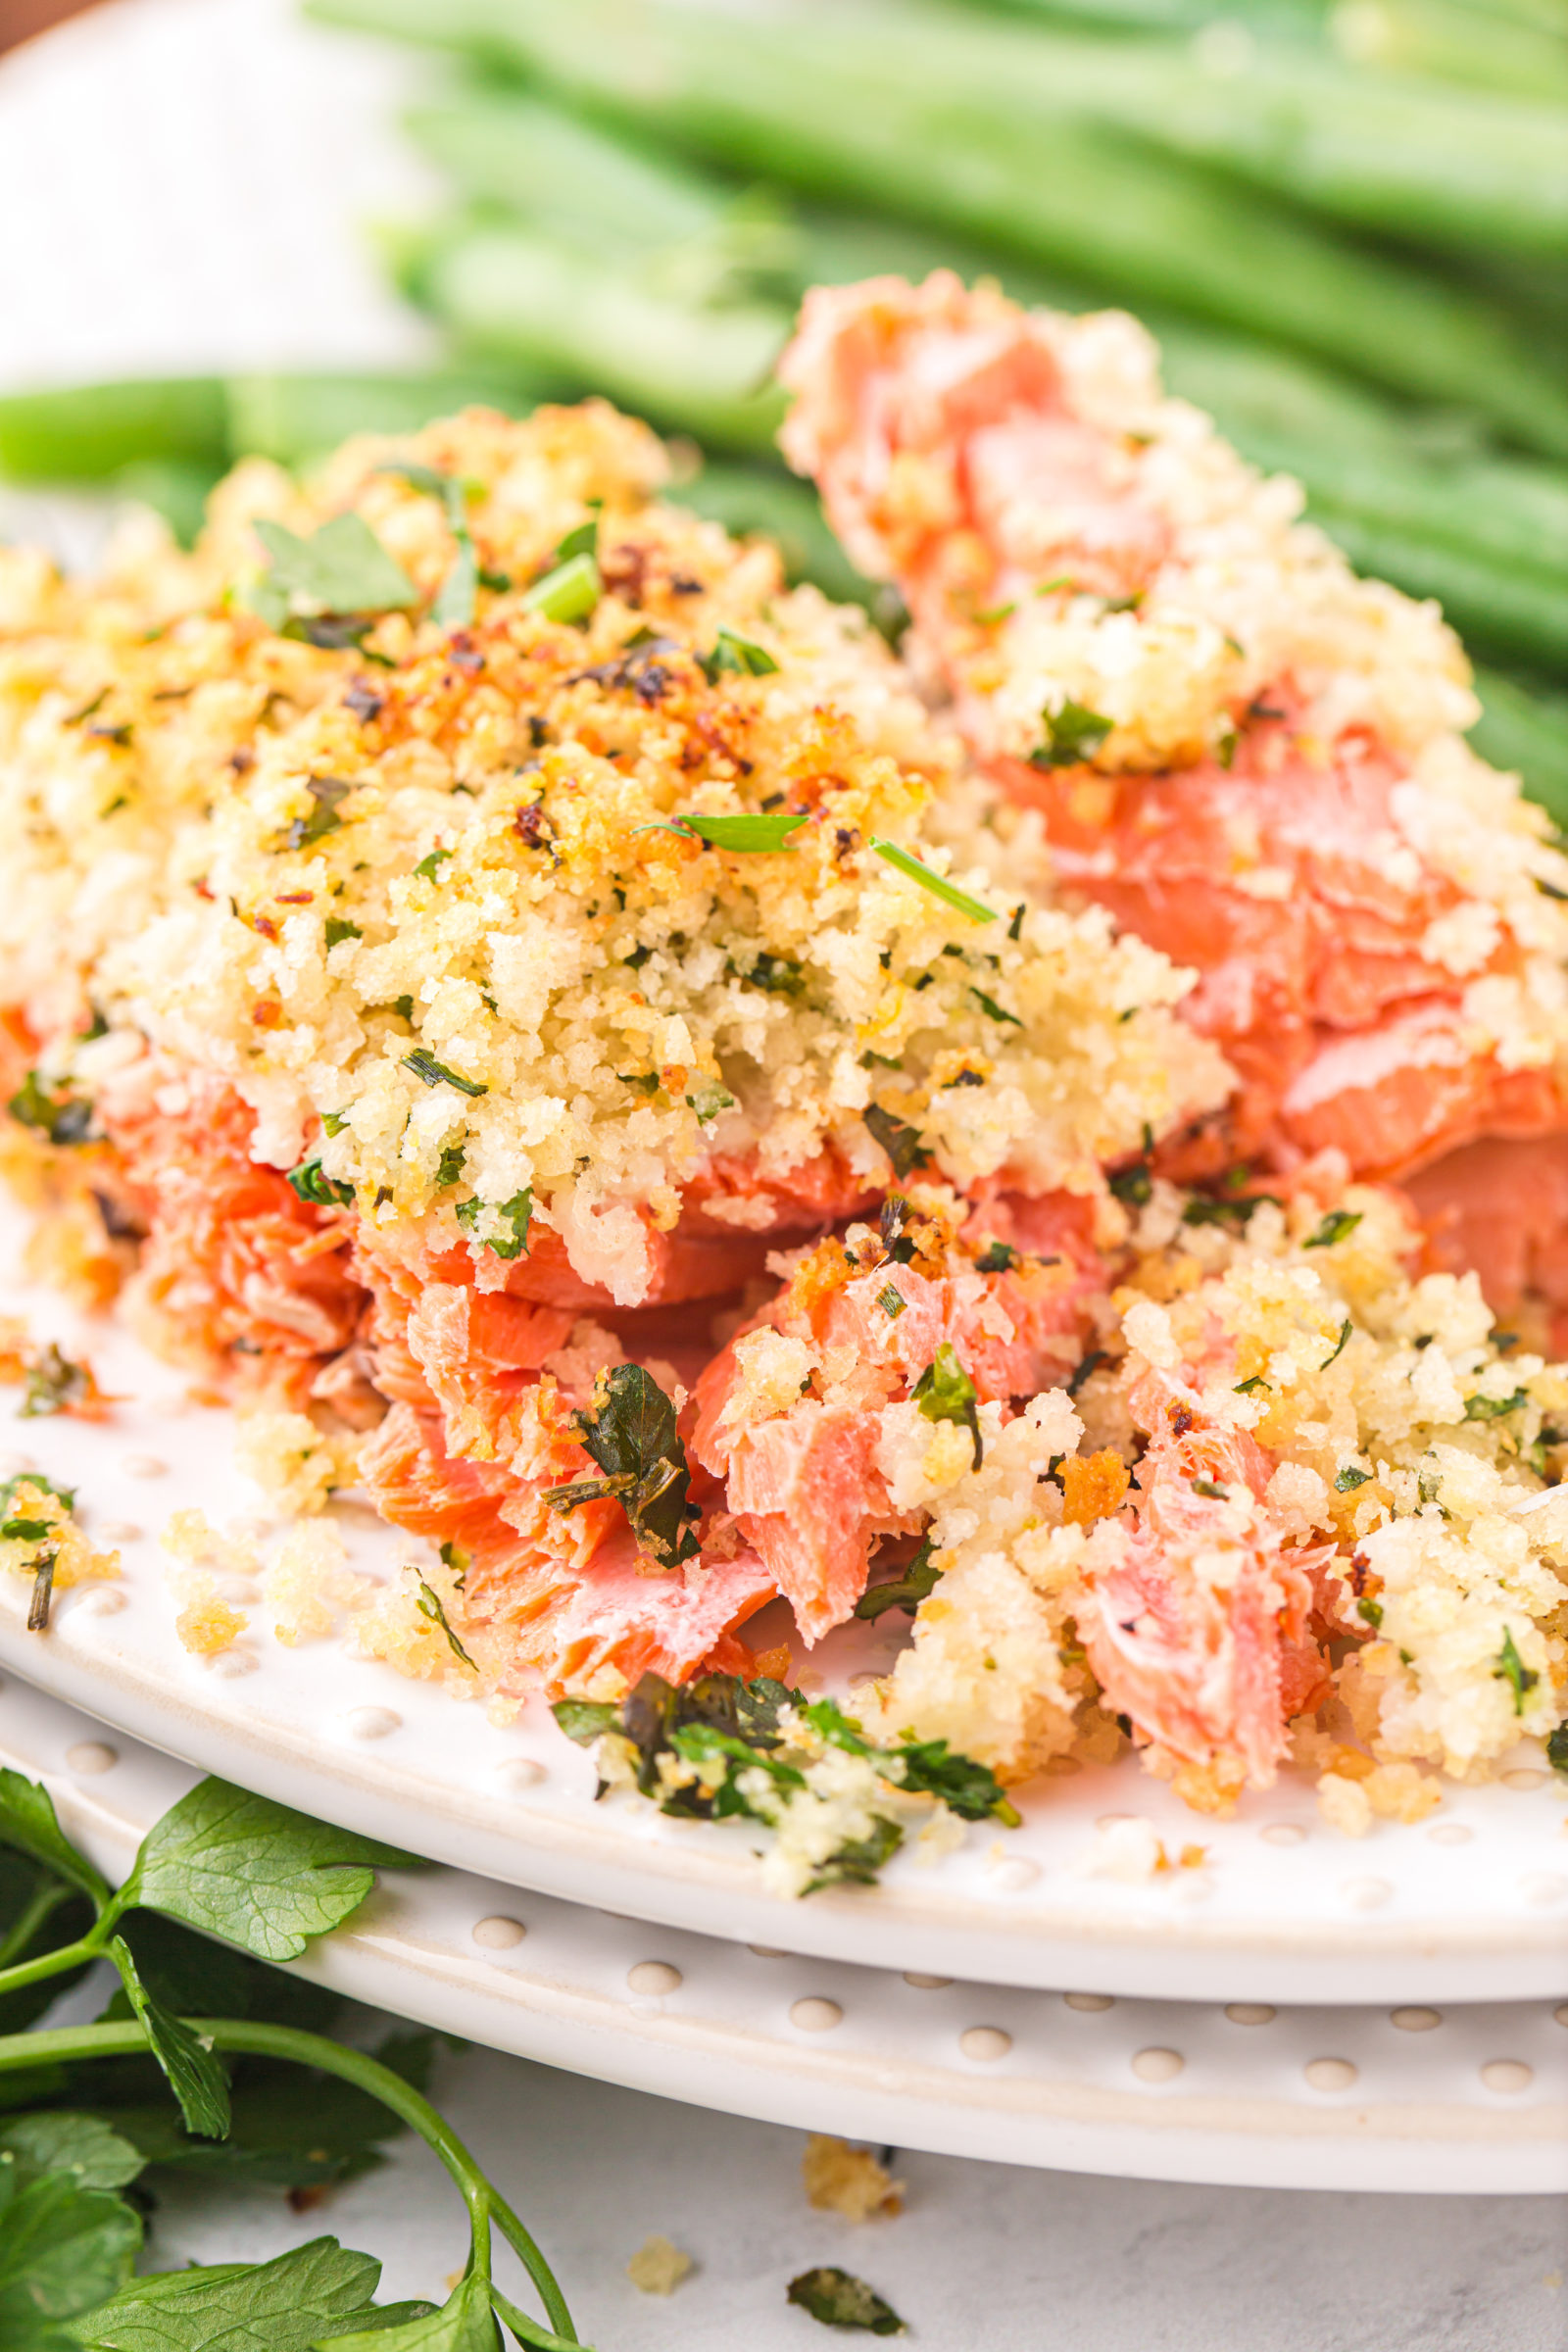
0, 376, 227, 482
421, 220, 789, 450
1306, 505, 1568, 673
223, 364, 551, 466
667, 462, 875, 609
308, 0, 1568, 455
1470, 668, 1568, 829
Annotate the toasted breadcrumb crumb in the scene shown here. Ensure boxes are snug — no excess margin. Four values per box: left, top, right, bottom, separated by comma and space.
803, 2135, 905, 2223
1317, 1772, 1375, 1838
625, 2236, 694, 2295
234, 1409, 361, 1516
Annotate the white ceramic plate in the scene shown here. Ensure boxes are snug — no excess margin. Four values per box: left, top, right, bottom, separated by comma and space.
2, 1214, 1565, 2008
2, 0, 1565, 2015
4, 1671, 1563, 2196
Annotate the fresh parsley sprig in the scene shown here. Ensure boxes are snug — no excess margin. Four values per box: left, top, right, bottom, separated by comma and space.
0, 1770, 593, 2349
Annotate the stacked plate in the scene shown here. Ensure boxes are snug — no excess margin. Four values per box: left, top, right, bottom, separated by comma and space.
1, 1212, 1563, 2199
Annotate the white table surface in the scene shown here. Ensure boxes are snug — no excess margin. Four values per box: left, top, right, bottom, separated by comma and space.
4, 3, 1566, 2339
140, 2009, 1566, 2352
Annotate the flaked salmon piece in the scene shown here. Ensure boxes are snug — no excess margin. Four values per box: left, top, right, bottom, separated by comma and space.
1402, 1131, 1568, 1352
95, 1074, 365, 1406
1075, 1366, 1330, 1793
357, 1399, 775, 1693
781, 272, 1568, 1230
692, 1192, 1105, 1642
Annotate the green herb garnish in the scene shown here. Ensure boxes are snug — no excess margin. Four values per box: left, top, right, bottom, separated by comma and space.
416, 1580, 476, 1670
7, 1070, 93, 1147
1494, 1627, 1539, 1715
1189, 1475, 1228, 1499
673, 810, 807, 853
863, 1102, 931, 1181
787, 2266, 906, 2334
281, 774, 352, 852
412, 846, 452, 882
1546, 1721, 1568, 1774
869, 837, 996, 924
1335, 1464, 1372, 1491
1357, 1596, 1384, 1628
546, 1363, 700, 1568
912, 1343, 982, 1471
854, 1536, 942, 1622
969, 986, 1022, 1027
1183, 1191, 1283, 1227
738, 950, 805, 995
284, 1157, 353, 1208
1465, 1386, 1530, 1422
1302, 1208, 1363, 1249
455, 1187, 531, 1260
1027, 698, 1113, 769
376, 460, 479, 629
1324, 1317, 1353, 1366
699, 624, 780, 682
686, 1082, 737, 1123
876, 1283, 906, 1319
520, 550, 601, 625
19, 1345, 92, 1420
402, 1050, 487, 1099
1234, 1373, 1269, 1395
323, 916, 361, 949
247, 514, 416, 639
974, 1240, 1019, 1274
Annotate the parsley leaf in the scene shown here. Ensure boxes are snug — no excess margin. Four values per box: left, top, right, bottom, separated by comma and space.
699, 625, 780, 682
970, 987, 1021, 1026
1546, 1721, 1568, 1775
1334, 1465, 1372, 1491
736, 950, 805, 995
912, 1343, 983, 1470
281, 774, 353, 851
1182, 1191, 1282, 1227
8, 1069, 94, 1146
249, 514, 417, 635
1465, 1387, 1530, 1422
324, 916, 362, 950
117, 1779, 419, 1963
868, 837, 997, 924
0, 2164, 140, 2330
0, 1767, 111, 1906
854, 1536, 942, 1622
520, 551, 601, 625
321, 2266, 492, 2352
1302, 1208, 1363, 1250
876, 1283, 906, 1319
20, 1343, 96, 1419
0, 2114, 143, 2194
413, 848, 452, 882
550, 1363, 700, 1567
863, 1103, 931, 1180
108, 1934, 230, 2139
787, 2267, 906, 2334
973, 1240, 1019, 1274
454, 1187, 531, 1260
65, 2235, 427, 2351
403, 1051, 488, 1099
670, 810, 806, 853
1027, 699, 1113, 769
1493, 1627, 1539, 1716
285, 1157, 353, 1207
685, 1082, 737, 1123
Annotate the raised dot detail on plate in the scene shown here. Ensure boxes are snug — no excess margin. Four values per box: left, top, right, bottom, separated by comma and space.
1520, 1874, 1568, 1907
343, 1707, 401, 1740
749, 1944, 787, 1959
65, 1741, 117, 1775
72, 1587, 125, 1617
1501, 1768, 1547, 1791
471, 1916, 526, 1950
627, 1961, 682, 1996
789, 1996, 843, 2033
1391, 2007, 1441, 2033
494, 1757, 547, 1791
1095, 1811, 1135, 1832
1340, 1876, 1392, 1911
903, 1973, 951, 1990
958, 2026, 1011, 2062
1304, 2058, 1358, 2092
1131, 2046, 1184, 2083
97, 1522, 142, 1544
120, 1454, 167, 1479
203, 1650, 255, 1678
1225, 2003, 1275, 2026
1063, 1991, 1114, 2013
1480, 2059, 1533, 2094
987, 1857, 1041, 1892
1427, 1822, 1473, 1846
1260, 1821, 1306, 1846
1553, 2005, 1568, 2029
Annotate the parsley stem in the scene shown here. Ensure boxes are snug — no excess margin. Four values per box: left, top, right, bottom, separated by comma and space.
0, 1923, 108, 1998
0, 1876, 76, 1971
491, 2284, 586, 2352
0, 2017, 581, 2342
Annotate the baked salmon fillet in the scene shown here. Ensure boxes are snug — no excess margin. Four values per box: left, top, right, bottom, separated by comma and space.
0, 398, 1225, 1694
780, 273, 1568, 1341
